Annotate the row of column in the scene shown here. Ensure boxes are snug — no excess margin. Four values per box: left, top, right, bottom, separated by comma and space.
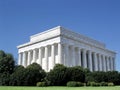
62, 44, 115, 72
18, 43, 115, 72
18, 43, 62, 71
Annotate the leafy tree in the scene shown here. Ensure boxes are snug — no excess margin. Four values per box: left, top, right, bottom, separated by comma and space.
25, 63, 46, 86
10, 63, 46, 86
67, 66, 85, 82
46, 64, 68, 86
85, 71, 120, 85
0, 51, 15, 74
0, 50, 15, 86
9, 65, 26, 86
0, 72, 10, 86
86, 71, 107, 83
106, 71, 120, 85
0, 50, 6, 59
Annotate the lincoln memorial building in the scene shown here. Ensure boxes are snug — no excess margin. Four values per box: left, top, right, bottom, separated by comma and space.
17, 26, 116, 72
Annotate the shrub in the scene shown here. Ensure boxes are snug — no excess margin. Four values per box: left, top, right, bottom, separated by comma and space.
24, 63, 46, 86
46, 64, 68, 86
86, 71, 120, 86
85, 71, 107, 83
67, 81, 83, 87
9, 63, 46, 86
67, 66, 85, 82
108, 82, 114, 86
36, 82, 46, 87
106, 71, 120, 85
95, 83, 101, 86
9, 66, 26, 86
88, 82, 114, 86
88, 82, 96, 86
78, 82, 84, 86
0, 72, 10, 86
67, 81, 78, 87
87, 82, 101, 87
43, 78, 51, 86
101, 82, 108, 86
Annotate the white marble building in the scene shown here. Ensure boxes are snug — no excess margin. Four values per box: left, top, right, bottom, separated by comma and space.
17, 26, 116, 72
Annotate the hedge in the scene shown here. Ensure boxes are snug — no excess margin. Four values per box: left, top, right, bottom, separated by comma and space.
67, 81, 84, 87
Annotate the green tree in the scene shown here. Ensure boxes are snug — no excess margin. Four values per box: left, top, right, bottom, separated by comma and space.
46, 64, 68, 86
106, 71, 120, 85
25, 63, 46, 86
86, 71, 107, 83
0, 50, 6, 59
10, 63, 46, 86
0, 72, 10, 86
9, 65, 26, 86
0, 51, 15, 74
0, 50, 15, 86
67, 66, 85, 82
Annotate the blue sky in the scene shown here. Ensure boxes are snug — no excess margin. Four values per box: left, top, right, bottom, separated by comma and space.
0, 0, 120, 71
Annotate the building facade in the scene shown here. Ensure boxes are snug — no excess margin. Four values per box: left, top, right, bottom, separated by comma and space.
17, 26, 116, 72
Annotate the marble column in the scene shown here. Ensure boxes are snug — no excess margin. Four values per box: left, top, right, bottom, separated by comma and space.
33, 49, 36, 63
71, 46, 75, 66
83, 49, 87, 68
97, 54, 100, 71
78, 48, 82, 66
110, 57, 113, 71
93, 52, 98, 71
106, 57, 108, 71
75, 48, 78, 66
99, 54, 102, 71
109, 57, 111, 71
64, 44, 69, 66
108, 57, 111, 71
106, 57, 110, 71
58, 43, 62, 64
45, 46, 48, 71
18, 53, 22, 65
27, 51, 31, 65
22, 52, 26, 67
39, 47, 42, 66
51, 44, 55, 69
88, 50, 93, 71
103, 56, 106, 72
105, 57, 107, 71
113, 57, 115, 71
101, 55, 104, 71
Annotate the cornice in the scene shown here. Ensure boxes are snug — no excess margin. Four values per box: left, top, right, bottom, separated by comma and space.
60, 27, 105, 48
17, 26, 116, 54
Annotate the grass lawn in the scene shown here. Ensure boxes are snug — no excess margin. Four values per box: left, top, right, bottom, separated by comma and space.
0, 86, 120, 90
